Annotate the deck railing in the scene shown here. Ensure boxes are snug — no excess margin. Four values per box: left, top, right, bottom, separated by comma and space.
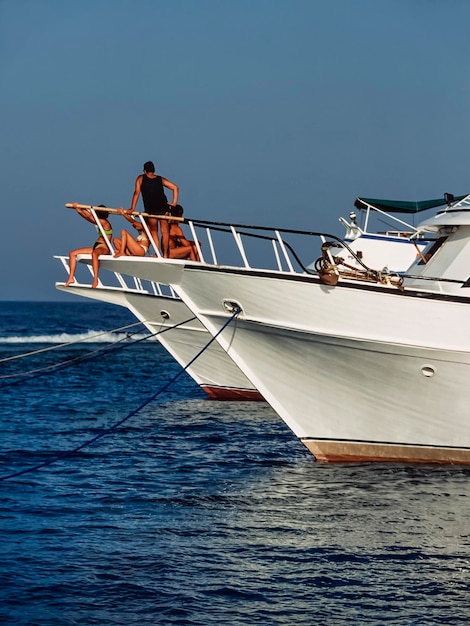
54, 254, 179, 298
62, 203, 447, 285
182, 217, 372, 275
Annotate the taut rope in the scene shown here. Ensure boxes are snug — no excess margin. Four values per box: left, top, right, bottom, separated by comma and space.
0, 321, 146, 363
0, 309, 239, 481
0, 317, 197, 386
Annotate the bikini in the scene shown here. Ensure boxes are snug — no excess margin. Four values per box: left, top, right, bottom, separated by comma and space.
137, 233, 149, 254
93, 226, 113, 250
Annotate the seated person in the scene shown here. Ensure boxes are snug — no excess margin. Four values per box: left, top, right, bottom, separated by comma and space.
168, 205, 200, 261
65, 203, 112, 289
113, 208, 150, 257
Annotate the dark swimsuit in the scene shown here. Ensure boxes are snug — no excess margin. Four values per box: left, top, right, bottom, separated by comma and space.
141, 175, 168, 215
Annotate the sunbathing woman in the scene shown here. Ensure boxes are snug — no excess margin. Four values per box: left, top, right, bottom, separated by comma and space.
65, 204, 112, 289
113, 208, 150, 257
168, 205, 200, 261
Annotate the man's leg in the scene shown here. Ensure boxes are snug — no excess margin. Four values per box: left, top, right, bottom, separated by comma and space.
160, 219, 169, 257
147, 217, 160, 255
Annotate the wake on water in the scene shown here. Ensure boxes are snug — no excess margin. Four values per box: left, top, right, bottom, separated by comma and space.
0, 331, 152, 344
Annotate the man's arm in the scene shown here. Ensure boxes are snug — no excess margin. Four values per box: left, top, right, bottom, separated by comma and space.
127, 175, 143, 214
162, 178, 179, 206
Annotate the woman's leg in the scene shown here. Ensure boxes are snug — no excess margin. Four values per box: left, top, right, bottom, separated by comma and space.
189, 242, 200, 261
65, 247, 93, 287
114, 230, 129, 257
169, 245, 193, 259
114, 230, 145, 257
91, 245, 108, 288
124, 233, 147, 256
113, 236, 122, 256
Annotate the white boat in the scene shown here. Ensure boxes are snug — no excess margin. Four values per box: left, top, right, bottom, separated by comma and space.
57, 198, 428, 404
98, 193, 470, 464
54, 258, 262, 400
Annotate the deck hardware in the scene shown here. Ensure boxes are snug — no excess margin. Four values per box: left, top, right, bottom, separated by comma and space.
223, 300, 243, 315
421, 365, 436, 378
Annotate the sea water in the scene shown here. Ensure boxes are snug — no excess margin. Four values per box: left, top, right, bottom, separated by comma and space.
0, 301, 469, 625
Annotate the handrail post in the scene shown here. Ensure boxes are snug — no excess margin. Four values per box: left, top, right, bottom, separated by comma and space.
187, 220, 204, 262
363, 206, 370, 233
275, 230, 294, 272
114, 272, 129, 289
206, 227, 217, 264
271, 240, 282, 271
90, 207, 114, 254
230, 226, 250, 268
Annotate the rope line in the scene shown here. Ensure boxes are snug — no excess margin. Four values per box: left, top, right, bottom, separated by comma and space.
0, 330, 144, 382
0, 316, 197, 388
0, 321, 147, 363
0, 309, 239, 481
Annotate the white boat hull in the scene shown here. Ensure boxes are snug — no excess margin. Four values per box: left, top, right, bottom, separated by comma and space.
56, 282, 262, 401
100, 257, 470, 464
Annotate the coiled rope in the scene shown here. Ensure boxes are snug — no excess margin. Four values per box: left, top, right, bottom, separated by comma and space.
0, 308, 240, 481
314, 242, 404, 289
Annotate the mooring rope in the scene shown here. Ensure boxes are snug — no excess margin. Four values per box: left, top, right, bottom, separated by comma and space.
0, 316, 197, 388
0, 330, 146, 383
0, 321, 146, 363
0, 309, 239, 481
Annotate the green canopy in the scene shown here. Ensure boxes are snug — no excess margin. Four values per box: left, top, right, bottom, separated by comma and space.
354, 194, 467, 214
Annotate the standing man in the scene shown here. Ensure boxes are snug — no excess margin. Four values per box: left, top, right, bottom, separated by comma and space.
127, 161, 178, 257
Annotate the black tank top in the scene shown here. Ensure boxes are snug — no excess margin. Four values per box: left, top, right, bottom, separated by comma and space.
141, 175, 168, 214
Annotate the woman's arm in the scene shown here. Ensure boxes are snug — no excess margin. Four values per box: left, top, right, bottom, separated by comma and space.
74, 206, 96, 225
172, 225, 192, 247
118, 207, 142, 230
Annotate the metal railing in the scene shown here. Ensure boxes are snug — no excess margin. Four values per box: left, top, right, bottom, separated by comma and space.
63, 203, 450, 285
54, 255, 179, 298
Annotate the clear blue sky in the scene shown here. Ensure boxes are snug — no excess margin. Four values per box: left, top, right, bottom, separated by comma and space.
1, 0, 469, 300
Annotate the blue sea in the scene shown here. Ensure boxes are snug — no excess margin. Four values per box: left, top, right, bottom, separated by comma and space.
0, 301, 469, 625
